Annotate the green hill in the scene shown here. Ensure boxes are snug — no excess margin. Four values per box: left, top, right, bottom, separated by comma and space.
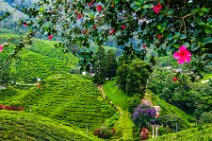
0, 34, 79, 83
0, 110, 99, 141
1, 74, 116, 131
0, 0, 27, 21
103, 80, 194, 125
147, 124, 212, 141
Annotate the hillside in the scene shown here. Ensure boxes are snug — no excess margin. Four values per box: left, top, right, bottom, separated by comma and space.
1, 74, 116, 131
147, 124, 212, 141
103, 80, 194, 125
103, 80, 194, 139
0, 110, 98, 141
0, 0, 27, 21
0, 34, 79, 83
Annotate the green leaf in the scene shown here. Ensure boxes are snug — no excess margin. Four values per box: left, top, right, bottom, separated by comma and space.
130, 2, 142, 11
180, 34, 187, 40
168, 10, 174, 15
201, 7, 209, 13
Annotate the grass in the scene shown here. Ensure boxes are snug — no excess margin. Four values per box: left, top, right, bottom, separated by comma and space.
147, 124, 212, 141
0, 110, 100, 141
103, 80, 129, 110
103, 80, 134, 140
1, 74, 116, 131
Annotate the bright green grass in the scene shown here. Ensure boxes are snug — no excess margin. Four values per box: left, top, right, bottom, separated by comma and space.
114, 107, 134, 140
0, 110, 100, 141
103, 80, 129, 110
202, 73, 212, 81
103, 80, 134, 140
1, 74, 116, 131
147, 124, 212, 141
0, 33, 79, 83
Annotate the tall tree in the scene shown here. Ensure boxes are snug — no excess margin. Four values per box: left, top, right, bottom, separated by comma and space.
117, 59, 152, 96
106, 49, 117, 79
93, 46, 106, 84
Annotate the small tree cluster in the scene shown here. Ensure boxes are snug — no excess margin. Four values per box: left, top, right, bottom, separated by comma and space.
93, 47, 117, 84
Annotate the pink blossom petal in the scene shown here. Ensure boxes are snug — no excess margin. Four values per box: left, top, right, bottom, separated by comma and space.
184, 56, 191, 63
153, 7, 159, 14
0, 45, 3, 52
173, 52, 180, 59
178, 58, 185, 64
185, 50, 192, 56
179, 45, 187, 51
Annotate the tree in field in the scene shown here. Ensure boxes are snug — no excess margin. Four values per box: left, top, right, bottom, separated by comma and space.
105, 49, 117, 79
117, 59, 152, 96
93, 46, 106, 84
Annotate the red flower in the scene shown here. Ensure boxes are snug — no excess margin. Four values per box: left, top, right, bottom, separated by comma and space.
173, 45, 192, 64
96, 5, 102, 12
48, 35, 53, 40
153, 3, 162, 14
157, 35, 163, 39
93, 25, 97, 29
121, 25, 126, 30
0, 45, 4, 52
23, 22, 28, 27
88, 0, 95, 7
77, 14, 83, 19
142, 44, 146, 49
109, 28, 115, 35
173, 77, 177, 82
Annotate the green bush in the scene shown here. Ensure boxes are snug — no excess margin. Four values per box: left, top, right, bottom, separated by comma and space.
128, 94, 141, 113
199, 111, 212, 124
94, 126, 115, 139
158, 114, 185, 132
9, 100, 23, 107
148, 68, 212, 116
158, 126, 171, 136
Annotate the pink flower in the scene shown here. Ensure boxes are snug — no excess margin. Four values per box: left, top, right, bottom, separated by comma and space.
23, 22, 28, 27
173, 45, 192, 64
48, 35, 53, 40
109, 28, 115, 35
157, 35, 162, 39
88, 0, 95, 7
0, 45, 3, 52
96, 5, 102, 12
153, 3, 162, 14
121, 25, 126, 30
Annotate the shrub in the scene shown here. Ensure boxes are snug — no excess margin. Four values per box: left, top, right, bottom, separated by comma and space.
94, 126, 114, 139
128, 94, 141, 113
104, 112, 119, 128
132, 104, 156, 128
158, 126, 171, 136
158, 114, 185, 132
199, 111, 212, 124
